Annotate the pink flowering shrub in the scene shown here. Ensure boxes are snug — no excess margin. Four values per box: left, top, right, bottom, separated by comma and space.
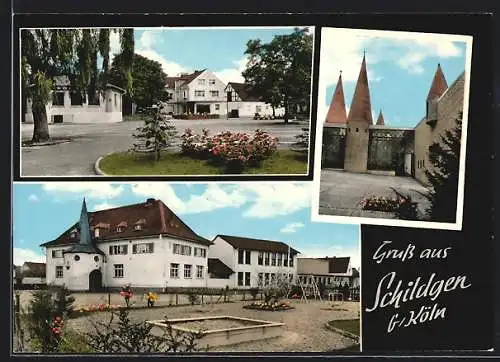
180, 128, 278, 172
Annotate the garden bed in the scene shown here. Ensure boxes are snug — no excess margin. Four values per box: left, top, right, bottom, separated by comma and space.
326, 319, 360, 339
242, 301, 295, 312
174, 114, 220, 120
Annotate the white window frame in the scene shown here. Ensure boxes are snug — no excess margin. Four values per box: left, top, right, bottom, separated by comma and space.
55, 266, 64, 278
114, 264, 124, 278
109, 244, 128, 255
133, 242, 154, 254
170, 263, 179, 279
184, 264, 192, 279
196, 265, 204, 279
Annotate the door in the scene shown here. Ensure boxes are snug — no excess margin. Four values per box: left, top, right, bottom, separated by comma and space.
230, 109, 239, 118
88, 269, 103, 292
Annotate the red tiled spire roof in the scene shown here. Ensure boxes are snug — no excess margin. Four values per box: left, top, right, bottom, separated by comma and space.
376, 110, 385, 126
427, 63, 448, 101
325, 72, 347, 124
347, 53, 373, 124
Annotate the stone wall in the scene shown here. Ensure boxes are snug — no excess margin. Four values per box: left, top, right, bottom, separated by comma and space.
414, 72, 465, 185
344, 121, 370, 172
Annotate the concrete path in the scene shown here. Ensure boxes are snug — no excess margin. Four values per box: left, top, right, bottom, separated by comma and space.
319, 169, 431, 220
20, 117, 308, 177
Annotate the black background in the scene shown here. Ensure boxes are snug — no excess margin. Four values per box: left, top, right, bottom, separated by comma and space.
361, 14, 494, 352
5, 5, 499, 359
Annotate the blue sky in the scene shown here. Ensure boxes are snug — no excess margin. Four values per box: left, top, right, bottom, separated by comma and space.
318, 28, 471, 128
109, 27, 311, 85
12, 182, 360, 268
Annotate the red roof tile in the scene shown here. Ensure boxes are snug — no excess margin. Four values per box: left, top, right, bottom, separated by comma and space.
165, 69, 207, 89
325, 72, 348, 124
347, 54, 373, 124
41, 199, 211, 247
427, 63, 448, 100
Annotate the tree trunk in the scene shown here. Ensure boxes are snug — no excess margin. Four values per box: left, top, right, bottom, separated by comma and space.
283, 99, 289, 124
32, 101, 50, 143
21, 94, 26, 123
272, 106, 275, 117
156, 148, 160, 162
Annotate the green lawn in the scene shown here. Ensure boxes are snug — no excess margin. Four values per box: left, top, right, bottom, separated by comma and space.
99, 150, 308, 176
327, 319, 360, 337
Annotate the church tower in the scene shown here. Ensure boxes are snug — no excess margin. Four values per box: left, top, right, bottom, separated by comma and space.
426, 63, 448, 125
325, 71, 348, 124
344, 53, 373, 173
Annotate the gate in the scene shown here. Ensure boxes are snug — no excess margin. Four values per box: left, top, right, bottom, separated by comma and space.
321, 126, 346, 169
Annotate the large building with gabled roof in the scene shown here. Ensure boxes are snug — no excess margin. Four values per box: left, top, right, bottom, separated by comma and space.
322, 53, 466, 186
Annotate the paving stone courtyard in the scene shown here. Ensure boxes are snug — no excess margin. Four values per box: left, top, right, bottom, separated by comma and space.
20, 117, 307, 176
319, 169, 432, 220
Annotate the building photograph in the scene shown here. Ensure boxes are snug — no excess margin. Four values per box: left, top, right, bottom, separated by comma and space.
313, 28, 473, 229
20, 27, 314, 177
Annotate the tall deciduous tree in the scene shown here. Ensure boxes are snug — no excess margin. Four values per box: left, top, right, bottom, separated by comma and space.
108, 53, 169, 110
424, 112, 462, 222
21, 28, 135, 142
242, 27, 313, 124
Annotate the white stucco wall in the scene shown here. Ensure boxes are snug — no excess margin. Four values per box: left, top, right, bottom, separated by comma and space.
46, 246, 72, 287
187, 70, 227, 104
227, 101, 285, 118
63, 252, 103, 291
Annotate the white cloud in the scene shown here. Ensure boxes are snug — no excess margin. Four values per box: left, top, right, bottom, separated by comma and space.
130, 182, 311, 218
397, 51, 426, 74
42, 182, 125, 199
92, 202, 119, 211
280, 222, 305, 233
28, 194, 39, 202
13, 248, 45, 266
297, 244, 361, 269
214, 57, 247, 85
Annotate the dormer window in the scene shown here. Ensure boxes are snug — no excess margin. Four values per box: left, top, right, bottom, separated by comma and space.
94, 228, 100, 238
70, 228, 78, 239
134, 219, 146, 231
93, 222, 110, 238
116, 221, 128, 233
134, 224, 142, 231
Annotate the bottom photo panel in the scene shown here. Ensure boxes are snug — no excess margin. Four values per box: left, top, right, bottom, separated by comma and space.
12, 182, 361, 354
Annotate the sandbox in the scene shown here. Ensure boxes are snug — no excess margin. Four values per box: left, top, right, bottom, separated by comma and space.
146, 315, 285, 347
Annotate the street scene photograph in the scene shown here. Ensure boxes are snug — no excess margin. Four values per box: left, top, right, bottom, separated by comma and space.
13, 182, 360, 353
313, 27, 472, 229
20, 27, 314, 177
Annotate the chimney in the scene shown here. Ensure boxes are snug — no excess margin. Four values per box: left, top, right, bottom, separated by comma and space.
146, 198, 155, 204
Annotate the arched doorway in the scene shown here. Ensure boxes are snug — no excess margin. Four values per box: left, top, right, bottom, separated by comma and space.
89, 269, 103, 292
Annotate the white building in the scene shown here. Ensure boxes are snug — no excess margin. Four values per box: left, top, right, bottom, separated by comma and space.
225, 82, 285, 118
20, 262, 46, 286
41, 198, 212, 292
164, 69, 227, 116
24, 76, 125, 124
296, 256, 359, 288
207, 234, 299, 289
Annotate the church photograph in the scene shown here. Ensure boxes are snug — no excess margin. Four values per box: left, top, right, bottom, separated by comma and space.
313, 28, 473, 229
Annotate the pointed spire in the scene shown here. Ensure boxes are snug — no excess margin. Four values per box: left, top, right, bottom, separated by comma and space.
427, 63, 448, 101
347, 53, 373, 124
79, 198, 92, 245
376, 110, 385, 126
325, 71, 348, 124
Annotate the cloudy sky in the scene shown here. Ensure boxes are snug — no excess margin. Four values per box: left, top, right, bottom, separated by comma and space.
318, 27, 471, 128
12, 182, 360, 268
109, 26, 312, 85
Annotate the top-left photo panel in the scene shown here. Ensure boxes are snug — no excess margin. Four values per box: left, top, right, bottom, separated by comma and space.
16, 26, 316, 180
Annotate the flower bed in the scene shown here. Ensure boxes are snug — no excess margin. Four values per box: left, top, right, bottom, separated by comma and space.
242, 301, 295, 312
174, 114, 220, 120
180, 128, 278, 173
359, 196, 400, 212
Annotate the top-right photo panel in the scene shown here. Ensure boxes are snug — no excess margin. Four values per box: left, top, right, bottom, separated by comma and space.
312, 27, 473, 230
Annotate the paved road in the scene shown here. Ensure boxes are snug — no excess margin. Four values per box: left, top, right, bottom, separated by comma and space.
319, 169, 432, 220
20, 117, 309, 177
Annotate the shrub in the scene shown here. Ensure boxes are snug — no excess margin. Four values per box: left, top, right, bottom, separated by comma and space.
186, 289, 200, 306
249, 288, 260, 300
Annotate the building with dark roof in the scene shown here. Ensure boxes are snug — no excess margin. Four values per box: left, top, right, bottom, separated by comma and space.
208, 234, 300, 289
41, 198, 212, 292
296, 256, 359, 288
322, 54, 465, 185
224, 82, 285, 118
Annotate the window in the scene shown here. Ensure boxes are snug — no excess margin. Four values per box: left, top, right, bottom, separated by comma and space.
133, 242, 154, 254
53, 92, 65, 106
290, 256, 294, 267
238, 250, 244, 264
184, 265, 192, 279
134, 224, 143, 231
173, 244, 191, 256
271, 273, 276, 283
256, 105, 262, 113
197, 79, 206, 85
210, 91, 219, 97
109, 245, 128, 255
195, 90, 205, 97
74, 255, 80, 261
284, 255, 288, 267
194, 247, 206, 258
245, 250, 251, 265
70, 91, 83, 106
356, 128, 359, 132
271, 253, 276, 266
215, 104, 220, 110
264, 273, 270, 286
209, 79, 216, 85
258, 252, 263, 265
114, 94, 117, 107
170, 263, 179, 278
114, 264, 124, 278
264, 252, 270, 266
237, 272, 244, 286
196, 265, 204, 279
94, 256, 99, 262
245, 272, 251, 286
258, 273, 263, 284
56, 266, 63, 278
52, 250, 63, 258
277, 253, 282, 267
